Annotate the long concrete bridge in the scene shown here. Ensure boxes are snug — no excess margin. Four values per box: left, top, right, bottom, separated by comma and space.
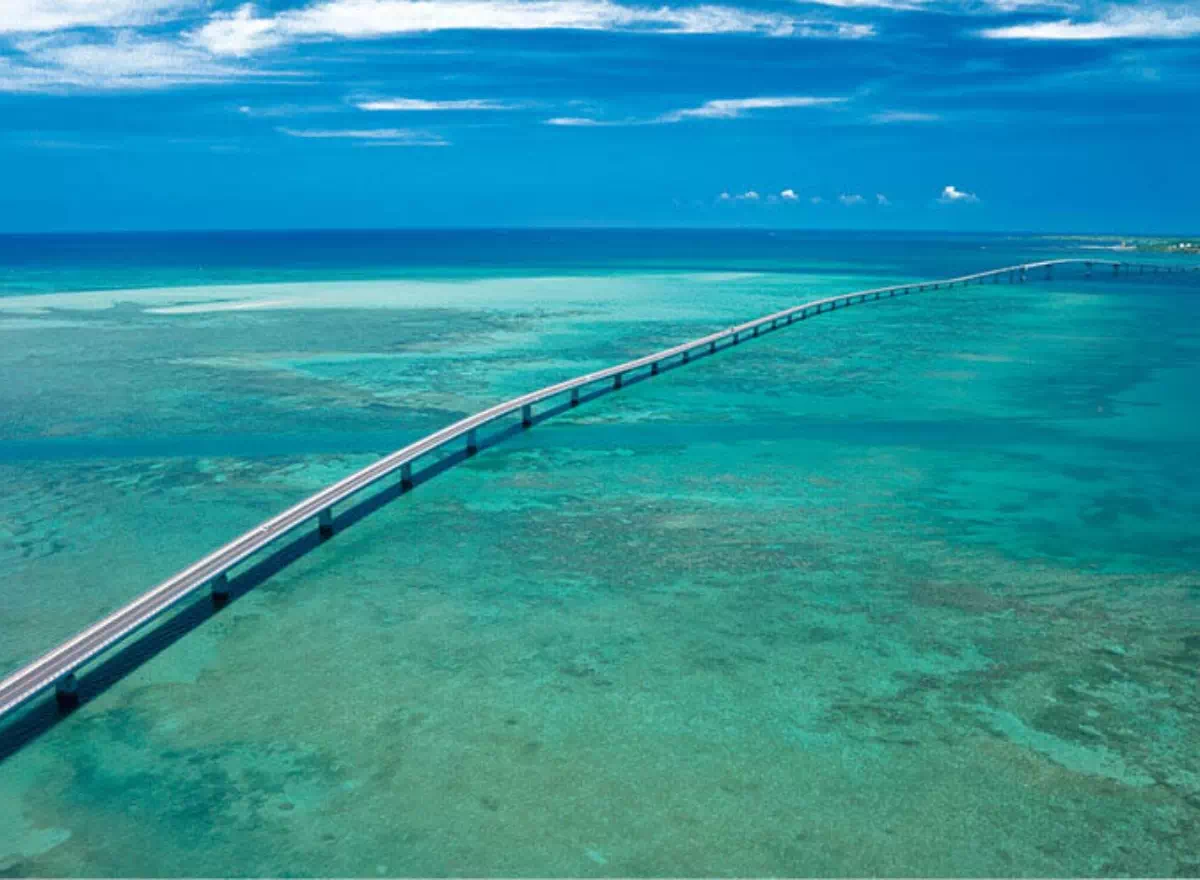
1, 257, 1195, 725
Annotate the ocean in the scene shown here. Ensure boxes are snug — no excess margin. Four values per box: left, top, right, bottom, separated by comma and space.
0, 230, 1197, 875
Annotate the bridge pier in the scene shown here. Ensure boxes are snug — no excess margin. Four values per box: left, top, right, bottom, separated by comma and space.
650, 361, 659, 375
753, 325, 760, 337
613, 373, 623, 389
466, 429, 478, 456
400, 462, 413, 491
210, 572, 230, 604
709, 340, 717, 353
55, 674, 78, 711
522, 404, 533, 427
570, 388, 580, 407
318, 508, 334, 539
682, 350, 690, 363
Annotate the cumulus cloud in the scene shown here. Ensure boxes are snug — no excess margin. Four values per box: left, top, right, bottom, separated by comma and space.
938, 184, 979, 203
189, 0, 826, 56
780, 188, 799, 201
357, 97, 518, 111
876, 193, 890, 205
980, 5, 1200, 40
839, 193, 865, 205
277, 126, 449, 145
810, 195, 824, 205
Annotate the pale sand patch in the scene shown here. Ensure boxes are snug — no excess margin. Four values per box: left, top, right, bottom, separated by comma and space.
0, 274, 760, 315
149, 299, 292, 315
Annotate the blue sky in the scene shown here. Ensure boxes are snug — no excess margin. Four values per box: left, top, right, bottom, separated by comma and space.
2, 0, 1198, 233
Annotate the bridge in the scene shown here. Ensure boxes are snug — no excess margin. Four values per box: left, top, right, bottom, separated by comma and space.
1, 257, 1195, 726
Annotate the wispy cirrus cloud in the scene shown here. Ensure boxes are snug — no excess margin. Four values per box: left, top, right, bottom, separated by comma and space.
0, 0, 200, 34
546, 95, 847, 126
980, 4, 1200, 40
838, 193, 866, 205
870, 109, 940, 123
277, 126, 449, 146
660, 95, 847, 121
799, 0, 927, 9
0, 30, 260, 92
356, 97, 520, 111
189, 0, 825, 56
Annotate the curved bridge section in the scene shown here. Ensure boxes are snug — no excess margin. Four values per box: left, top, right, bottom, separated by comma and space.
0, 258, 1194, 722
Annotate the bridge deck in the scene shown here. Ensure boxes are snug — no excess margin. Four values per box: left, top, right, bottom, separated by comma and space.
1, 258, 1195, 722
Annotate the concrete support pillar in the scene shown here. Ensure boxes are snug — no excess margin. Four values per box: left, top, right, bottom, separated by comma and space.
709, 340, 717, 353
682, 350, 690, 364
732, 332, 739, 344
400, 462, 413, 490
522, 404, 533, 427
613, 373, 623, 390
752, 325, 759, 337
570, 388, 580, 407
319, 507, 334, 539
466, 429, 478, 456
650, 361, 659, 375
211, 572, 230, 604
55, 673, 79, 711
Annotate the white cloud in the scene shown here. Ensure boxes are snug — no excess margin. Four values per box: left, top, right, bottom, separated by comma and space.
545, 95, 846, 127
238, 103, 341, 117
810, 195, 824, 204
660, 95, 846, 122
191, 3, 286, 55
738, 190, 760, 200
876, 193, 890, 205
277, 126, 449, 145
718, 191, 733, 201
870, 110, 940, 123
982, 0, 1080, 11
189, 0, 820, 55
357, 97, 518, 111
543, 115, 633, 126
780, 188, 799, 200
0, 31, 256, 92
0, 0, 198, 34
980, 5, 1200, 40
838, 193, 865, 205
938, 184, 979, 203
800, 0, 926, 8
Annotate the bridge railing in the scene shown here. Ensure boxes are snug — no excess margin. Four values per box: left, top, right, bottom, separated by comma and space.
0, 257, 1194, 722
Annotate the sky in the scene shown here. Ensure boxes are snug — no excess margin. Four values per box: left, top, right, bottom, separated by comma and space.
1, 0, 1198, 233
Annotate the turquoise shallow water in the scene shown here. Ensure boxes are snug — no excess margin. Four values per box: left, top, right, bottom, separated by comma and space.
0, 232, 1198, 875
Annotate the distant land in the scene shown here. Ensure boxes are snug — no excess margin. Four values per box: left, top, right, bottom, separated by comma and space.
1049, 234, 1200, 254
